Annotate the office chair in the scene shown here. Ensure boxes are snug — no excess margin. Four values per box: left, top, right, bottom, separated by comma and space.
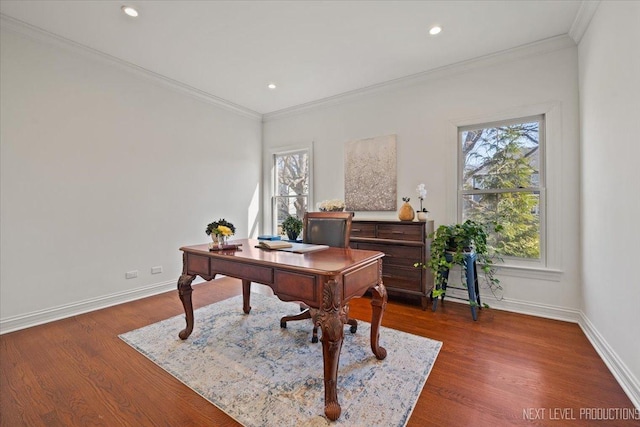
279, 211, 358, 342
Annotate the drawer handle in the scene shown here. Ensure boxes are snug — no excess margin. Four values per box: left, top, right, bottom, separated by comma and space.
390, 231, 405, 234
352, 228, 361, 232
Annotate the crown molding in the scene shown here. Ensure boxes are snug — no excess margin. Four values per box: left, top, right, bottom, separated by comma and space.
569, 1, 601, 44
263, 34, 577, 122
0, 14, 262, 120
1, 12, 581, 124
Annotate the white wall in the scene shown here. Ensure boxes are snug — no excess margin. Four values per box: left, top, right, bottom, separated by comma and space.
0, 25, 262, 331
578, 1, 640, 407
263, 38, 581, 318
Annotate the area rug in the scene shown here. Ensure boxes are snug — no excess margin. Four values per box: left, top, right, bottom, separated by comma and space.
119, 293, 442, 427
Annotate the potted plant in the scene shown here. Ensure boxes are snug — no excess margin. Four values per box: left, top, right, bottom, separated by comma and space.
206, 218, 236, 245
416, 183, 429, 221
282, 215, 303, 240
417, 219, 503, 305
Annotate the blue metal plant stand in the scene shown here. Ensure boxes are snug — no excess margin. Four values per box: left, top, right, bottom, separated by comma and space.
432, 251, 481, 321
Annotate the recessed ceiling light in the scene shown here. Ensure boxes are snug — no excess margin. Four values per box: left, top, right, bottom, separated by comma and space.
122, 5, 139, 17
267, 83, 277, 90
429, 26, 442, 36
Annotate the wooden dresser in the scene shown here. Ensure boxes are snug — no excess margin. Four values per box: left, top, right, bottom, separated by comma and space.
350, 219, 434, 309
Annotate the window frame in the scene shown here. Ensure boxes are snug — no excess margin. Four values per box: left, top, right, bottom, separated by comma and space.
270, 145, 313, 236
457, 114, 547, 268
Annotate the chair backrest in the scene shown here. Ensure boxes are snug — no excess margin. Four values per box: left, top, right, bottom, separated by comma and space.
302, 211, 353, 248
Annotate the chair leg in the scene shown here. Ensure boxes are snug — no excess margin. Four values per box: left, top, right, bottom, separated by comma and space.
311, 317, 357, 343
282, 307, 358, 343
280, 308, 312, 328
346, 318, 357, 333
281, 307, 322, 343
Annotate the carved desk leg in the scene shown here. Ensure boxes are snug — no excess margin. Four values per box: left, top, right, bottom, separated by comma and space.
318, 278, 345, 421
177, 273, 196, 340
241, 279, 252, 314
369, 260, 388, 360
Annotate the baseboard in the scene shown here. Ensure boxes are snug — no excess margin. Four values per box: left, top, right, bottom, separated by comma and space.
441, 288, 582, 323
579, 313, 640, 409
0, 280, 177, 334
4, 279, 637, 410
438, 288, 639, 410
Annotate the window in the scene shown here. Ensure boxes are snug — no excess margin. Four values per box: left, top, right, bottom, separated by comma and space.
459, 115, 545, 261
272, 149, 311, 235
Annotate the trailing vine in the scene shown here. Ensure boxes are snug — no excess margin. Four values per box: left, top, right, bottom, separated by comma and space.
416, 219, 503, 306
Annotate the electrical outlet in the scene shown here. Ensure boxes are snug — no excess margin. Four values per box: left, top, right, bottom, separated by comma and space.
151, 266, 163, 274
125, 270, 138, 279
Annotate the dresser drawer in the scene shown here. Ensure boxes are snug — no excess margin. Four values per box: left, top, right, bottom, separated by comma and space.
355, 242, 422, 268
351, 219, 432, 309
376, 224, 424, 241
383, 266, 423, 292
350, 223, 376, 238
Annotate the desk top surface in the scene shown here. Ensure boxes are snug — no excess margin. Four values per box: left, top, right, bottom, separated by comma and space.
181, 239, 384, 275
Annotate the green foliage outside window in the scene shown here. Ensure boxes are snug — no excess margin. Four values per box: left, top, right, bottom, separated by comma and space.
460, 117, 543, 260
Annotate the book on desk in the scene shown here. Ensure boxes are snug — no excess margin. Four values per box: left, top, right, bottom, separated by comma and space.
257, 240, 329, 253
257, 235, 282, 241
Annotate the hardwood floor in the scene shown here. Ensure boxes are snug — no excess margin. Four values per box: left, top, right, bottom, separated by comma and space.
1, 277, 636, 426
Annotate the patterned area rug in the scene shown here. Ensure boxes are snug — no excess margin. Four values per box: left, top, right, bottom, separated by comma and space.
120, 293, 442, 427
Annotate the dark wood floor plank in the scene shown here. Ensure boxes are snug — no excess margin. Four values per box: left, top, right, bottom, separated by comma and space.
1, 277, 635, 426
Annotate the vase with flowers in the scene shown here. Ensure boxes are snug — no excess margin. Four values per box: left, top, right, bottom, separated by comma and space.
416, 183, 429, 221
318, 199, 345, 212
206, 218, 236, 248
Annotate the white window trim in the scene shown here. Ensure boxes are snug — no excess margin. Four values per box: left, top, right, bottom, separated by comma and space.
448, 102, 563, 281
266, 143, 314, 235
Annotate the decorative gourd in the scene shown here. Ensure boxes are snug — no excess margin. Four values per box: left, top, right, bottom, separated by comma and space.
398, 197, 415, 221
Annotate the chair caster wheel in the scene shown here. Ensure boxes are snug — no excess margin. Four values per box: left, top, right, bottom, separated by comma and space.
350, 325, 357, 334
280, 321, 287, 329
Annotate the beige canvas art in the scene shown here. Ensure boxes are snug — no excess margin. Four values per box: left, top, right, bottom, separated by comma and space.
345, 134, 397, 211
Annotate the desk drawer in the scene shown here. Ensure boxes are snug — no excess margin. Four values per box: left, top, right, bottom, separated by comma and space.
274, 270, 317, 303
211, 259, 273, 284
186, 254, 210, 276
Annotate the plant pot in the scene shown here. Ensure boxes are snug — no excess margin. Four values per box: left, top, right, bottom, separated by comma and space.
286, 231, 299, 241
446, 237, 472, 252
212, 234, 227, 248
398, 202, 415, 221
417, 211, 428, 221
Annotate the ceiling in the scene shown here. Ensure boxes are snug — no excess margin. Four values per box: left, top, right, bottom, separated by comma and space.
0, 1, 584, 115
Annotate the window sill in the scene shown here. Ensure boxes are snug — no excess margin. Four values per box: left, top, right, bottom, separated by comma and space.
495, 264, 563, 282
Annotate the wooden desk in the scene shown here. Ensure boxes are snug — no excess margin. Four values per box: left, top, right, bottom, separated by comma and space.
177, 239, 387, 421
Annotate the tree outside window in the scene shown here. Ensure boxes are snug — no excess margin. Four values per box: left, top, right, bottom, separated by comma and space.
459, 115, 544, 260
273, 150, 309, 235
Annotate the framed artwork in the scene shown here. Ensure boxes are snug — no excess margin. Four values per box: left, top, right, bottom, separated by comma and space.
344, 134, 397, 211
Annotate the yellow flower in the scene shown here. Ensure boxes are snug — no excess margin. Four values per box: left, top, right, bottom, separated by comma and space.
216, 225, 233, 236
